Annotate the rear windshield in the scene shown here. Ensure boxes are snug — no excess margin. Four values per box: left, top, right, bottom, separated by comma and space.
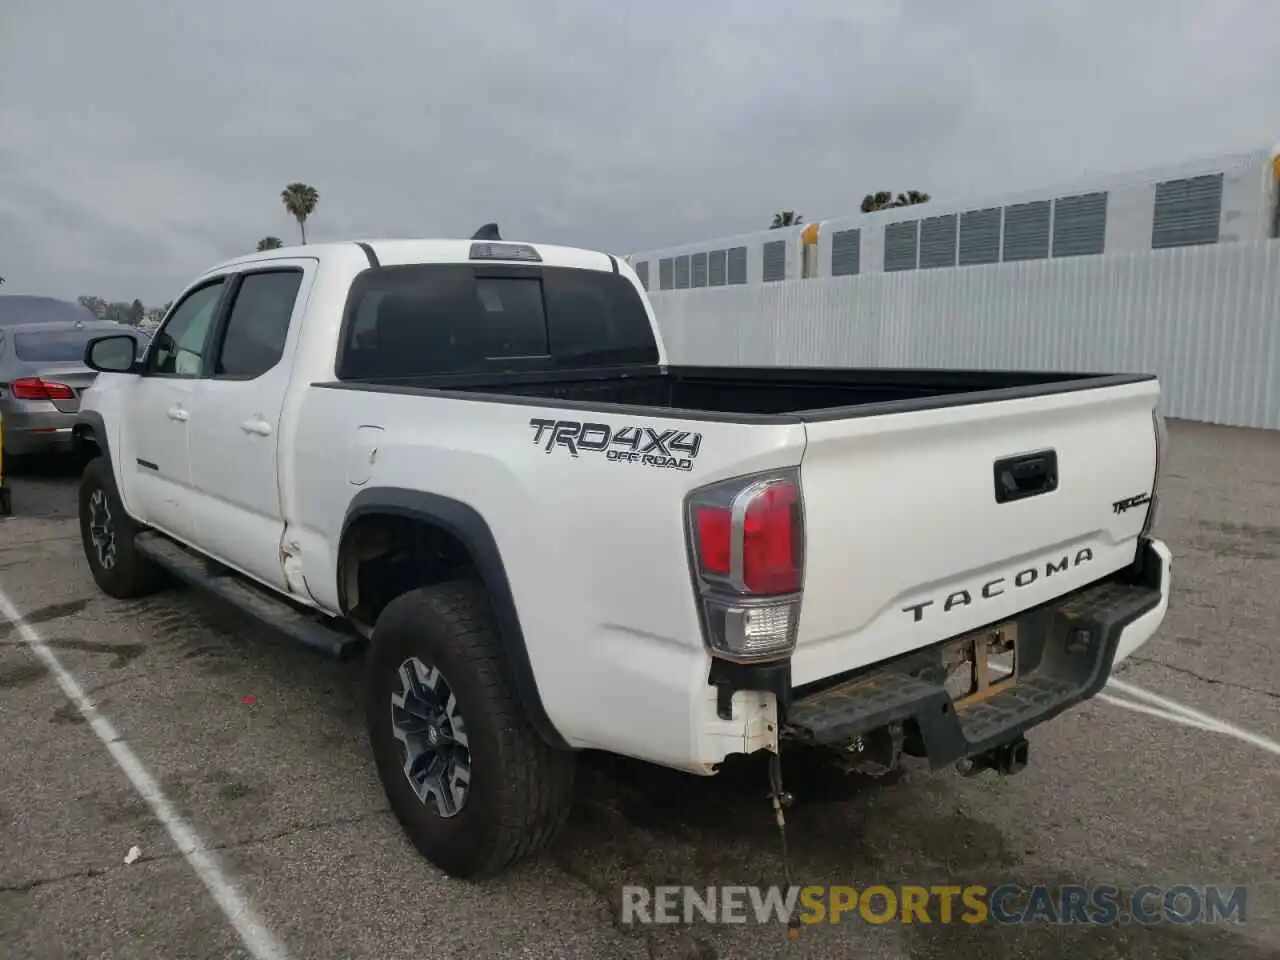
13, 328, 127, 362
336, 264, 658, 380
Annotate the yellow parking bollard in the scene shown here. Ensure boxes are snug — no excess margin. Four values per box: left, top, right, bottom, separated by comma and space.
0, 410, 11, 516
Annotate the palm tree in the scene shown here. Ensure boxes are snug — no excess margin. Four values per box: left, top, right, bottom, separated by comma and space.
860, 192, 894, 213
770, 211, 803, 229
861, 190, 931, 213
257, 236, 284, 251
280, 183, 319, 244
892, 190, 931, 207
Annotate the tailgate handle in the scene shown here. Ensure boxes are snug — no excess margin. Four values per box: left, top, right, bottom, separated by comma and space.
994, 450, 1058, 503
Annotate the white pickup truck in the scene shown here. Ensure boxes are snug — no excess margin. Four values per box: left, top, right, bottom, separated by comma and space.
73, 229, 1172, 880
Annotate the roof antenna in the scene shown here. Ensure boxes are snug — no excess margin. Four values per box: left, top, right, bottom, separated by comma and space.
471, 223, 501, 241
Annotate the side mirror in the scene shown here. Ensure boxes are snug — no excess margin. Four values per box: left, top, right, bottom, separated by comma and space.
84, 334, 141, 374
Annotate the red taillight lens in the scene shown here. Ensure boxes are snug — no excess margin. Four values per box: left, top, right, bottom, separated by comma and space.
694, 505, 732, 575
10, 377, 74, 400
742, 482, 800, 594
689, 476, 803, 596
686, 470, 805, 663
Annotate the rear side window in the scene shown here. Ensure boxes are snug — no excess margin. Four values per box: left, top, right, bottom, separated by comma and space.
214, 270, 303, 378
13, 328, 125, 362
337, 264, 658, 380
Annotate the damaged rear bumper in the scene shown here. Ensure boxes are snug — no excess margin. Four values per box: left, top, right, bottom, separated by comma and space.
780, 538, 1170, 768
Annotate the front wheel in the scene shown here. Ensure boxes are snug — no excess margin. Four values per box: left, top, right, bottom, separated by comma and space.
78, 457, 163, 598
366, 580, 576, 879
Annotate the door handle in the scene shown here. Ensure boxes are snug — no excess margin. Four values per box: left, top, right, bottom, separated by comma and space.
241, 417, 272, 437
993, 449, 1058, 503
166, 406, 189, 422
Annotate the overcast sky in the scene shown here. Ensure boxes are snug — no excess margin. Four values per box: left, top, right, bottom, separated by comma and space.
2, 0, 1278, 304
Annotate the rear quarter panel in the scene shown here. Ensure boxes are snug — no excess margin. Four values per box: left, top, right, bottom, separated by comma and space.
290, 387, 805, 760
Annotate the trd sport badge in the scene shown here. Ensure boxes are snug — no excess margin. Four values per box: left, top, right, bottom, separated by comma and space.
528, 418, 702, 472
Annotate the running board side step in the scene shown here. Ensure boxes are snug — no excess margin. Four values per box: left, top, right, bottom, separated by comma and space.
134, 531, 366, 660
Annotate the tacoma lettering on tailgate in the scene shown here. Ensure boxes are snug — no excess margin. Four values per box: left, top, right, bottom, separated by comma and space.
901, 548, 1094, 622
528, 418, 703, 472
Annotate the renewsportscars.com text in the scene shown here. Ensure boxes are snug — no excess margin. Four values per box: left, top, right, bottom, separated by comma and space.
620, 884, 1248, 927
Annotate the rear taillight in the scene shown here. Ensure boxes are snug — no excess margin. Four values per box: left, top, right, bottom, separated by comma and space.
686, 470, 805, 663
10, 377, 74, 401
1141, 408, 1167, 538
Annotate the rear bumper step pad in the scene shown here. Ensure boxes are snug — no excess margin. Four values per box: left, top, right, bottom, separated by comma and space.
784, 556, 1163, 768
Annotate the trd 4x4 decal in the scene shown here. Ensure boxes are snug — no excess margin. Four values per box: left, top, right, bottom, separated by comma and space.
528, 418, 702, 472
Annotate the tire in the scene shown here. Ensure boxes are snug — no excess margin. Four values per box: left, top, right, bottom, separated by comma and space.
366, 580, 576, 879
78, 456, 164, 599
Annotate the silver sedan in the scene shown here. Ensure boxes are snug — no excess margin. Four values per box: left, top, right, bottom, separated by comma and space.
1, 320, 145, 458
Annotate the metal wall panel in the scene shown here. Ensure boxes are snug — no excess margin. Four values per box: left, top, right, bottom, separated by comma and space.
1152, 173, 1223, 248
1003, 200, 1051, 261
919, 214, 958, 269
958, 208, 1002, 265
830, 228, 860, 276
648, 239, 1280, 430
691, 252, 708, 288
708, 249, 727, 286
658, 258, 674, 290
762, 240, 786, 282
674, 255, 690, 289
884, 221, 919, 271
1052, 192, 1108, 258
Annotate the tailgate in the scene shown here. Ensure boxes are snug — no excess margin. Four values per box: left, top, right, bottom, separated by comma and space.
792, 377, 1160, 686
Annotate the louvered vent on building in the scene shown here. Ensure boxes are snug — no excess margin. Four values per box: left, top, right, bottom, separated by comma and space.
762, 240, 786, 282
884, 221, 919, 272
708, 249, 727, 286
919, 214, 958, 269
674, 255, 690, 289
691, 252, 708, 287
727, 246, 748, 284
958, 208, 1001, 265
1002, 200, 1051, 261
658, 258, 674, 290
1151, 173, 1223, 248
830, 229, 860, 276
1052, 192, 1108, 258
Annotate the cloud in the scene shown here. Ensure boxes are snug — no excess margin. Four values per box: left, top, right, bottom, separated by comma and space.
1, 0, 1278, 303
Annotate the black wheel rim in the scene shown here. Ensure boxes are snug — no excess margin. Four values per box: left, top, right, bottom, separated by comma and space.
87, 488, 117, 571
389, 657, 471, 818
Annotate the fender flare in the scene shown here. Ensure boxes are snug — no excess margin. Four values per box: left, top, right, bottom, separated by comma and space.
339, 487, 569, 751
73, 410, 111, 465
73, 410, 126, 498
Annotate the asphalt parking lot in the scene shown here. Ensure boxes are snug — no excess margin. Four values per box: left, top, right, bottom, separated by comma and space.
2, 419, 1279, 960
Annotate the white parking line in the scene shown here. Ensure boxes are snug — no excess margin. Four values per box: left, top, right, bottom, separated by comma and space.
1096, 691, 1226, 734
0, 587, 290, 960
1105, 675, 1280, 758
992, 657, 1280, 755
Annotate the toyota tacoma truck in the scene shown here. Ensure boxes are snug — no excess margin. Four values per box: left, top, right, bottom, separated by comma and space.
72, 228, 1172, 881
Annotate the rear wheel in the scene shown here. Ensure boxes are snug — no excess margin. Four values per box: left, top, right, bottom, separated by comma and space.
78, 457, 163, 598
366, 580, 575, 879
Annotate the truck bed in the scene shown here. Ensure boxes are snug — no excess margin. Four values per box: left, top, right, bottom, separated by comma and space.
322, 365, 1152, 422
